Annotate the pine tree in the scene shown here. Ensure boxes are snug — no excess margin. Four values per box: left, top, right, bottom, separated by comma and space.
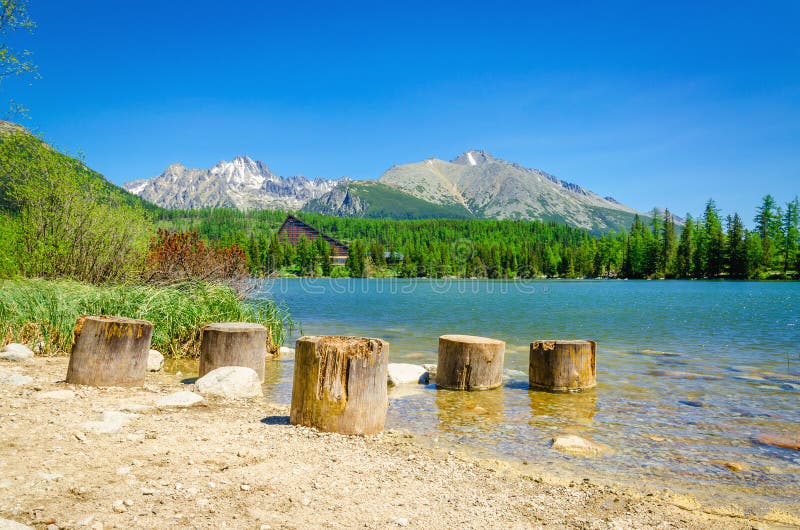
675, 214, 695, 278
660, 209, 677, 278
781, 198, 799, 278
726, 213, 748, 278
700, 200, 725, 278
754, 194, 779, 271
346, 239, 366, 277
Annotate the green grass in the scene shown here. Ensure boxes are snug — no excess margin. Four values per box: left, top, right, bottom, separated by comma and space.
0, 279, 290, 358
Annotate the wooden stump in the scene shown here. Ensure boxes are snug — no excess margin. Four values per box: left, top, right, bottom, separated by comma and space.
436, 334, 505, 391
529, 340, 596, 392
290, 336, 388, 435
199, 322, 268, 381
65, 315, 154, 387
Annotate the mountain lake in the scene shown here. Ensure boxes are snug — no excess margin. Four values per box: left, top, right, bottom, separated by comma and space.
227, 279, 799, 514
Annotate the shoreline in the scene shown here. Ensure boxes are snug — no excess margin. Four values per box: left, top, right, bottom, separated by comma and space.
1, 357, 798, 529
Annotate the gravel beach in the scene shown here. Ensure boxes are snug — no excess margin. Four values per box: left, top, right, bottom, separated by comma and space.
1, 357, 797, 529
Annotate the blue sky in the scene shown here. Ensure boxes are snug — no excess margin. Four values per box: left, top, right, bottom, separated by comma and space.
4, 0, 799, 221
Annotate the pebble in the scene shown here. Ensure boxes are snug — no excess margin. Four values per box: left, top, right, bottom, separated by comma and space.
0, 373, 34, 386
722, 461, 747, 472
111, 500, 127, 513
81, 411, 136, 434
391, 517, 409, 527
240, 484, 250, 491
0, 517, 34, 529
37, 390, 76, 400
156, 391, 203, 408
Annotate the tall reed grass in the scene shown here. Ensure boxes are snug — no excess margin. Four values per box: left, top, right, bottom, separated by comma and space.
0, 279, 290, 357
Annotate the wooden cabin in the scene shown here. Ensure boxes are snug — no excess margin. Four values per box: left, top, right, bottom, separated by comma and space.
277, 215, 349, 266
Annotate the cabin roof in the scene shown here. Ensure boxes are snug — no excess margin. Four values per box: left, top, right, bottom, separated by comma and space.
277, 215, 349, 252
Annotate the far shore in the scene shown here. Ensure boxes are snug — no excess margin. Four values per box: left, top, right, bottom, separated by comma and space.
1, 357, 798, 529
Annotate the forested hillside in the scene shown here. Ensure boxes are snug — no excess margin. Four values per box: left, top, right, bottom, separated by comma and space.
155, 196, 799, 280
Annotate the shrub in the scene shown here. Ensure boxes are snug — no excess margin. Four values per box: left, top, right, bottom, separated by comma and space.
0, 132, 150, 283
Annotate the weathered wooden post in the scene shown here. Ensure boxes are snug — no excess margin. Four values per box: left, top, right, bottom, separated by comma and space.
199, 322, 268, 381
436, 334, 505, 391
290, 336, 388, 435
529, 340, 596, 392
65, 315, 154, 387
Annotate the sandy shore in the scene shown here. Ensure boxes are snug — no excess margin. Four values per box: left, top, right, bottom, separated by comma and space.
0, 357, 797, 530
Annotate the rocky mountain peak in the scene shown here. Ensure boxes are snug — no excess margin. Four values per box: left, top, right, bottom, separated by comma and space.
451, 150, 496, 166
123, 156, 347, 211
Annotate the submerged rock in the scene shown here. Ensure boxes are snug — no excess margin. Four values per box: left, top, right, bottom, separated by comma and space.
195, 366, 262, 399
0, 343, 34, 361
387, 363, 429, 386
551, 435, 610, 457
157, 391, 204, 408
502, 369, 528, 381
147, 349, 164, 372
754, 433, 800, 451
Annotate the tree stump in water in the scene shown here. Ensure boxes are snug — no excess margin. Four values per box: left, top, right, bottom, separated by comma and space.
199, 322, 268, 381
436, 334, 505, 391
529, 340, 596, 392
290, 336, 388, 435
65, 315, 154, 387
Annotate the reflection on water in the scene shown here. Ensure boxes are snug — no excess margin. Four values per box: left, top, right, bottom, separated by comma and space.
528, 389, 597, 427
435, 388, 505, 432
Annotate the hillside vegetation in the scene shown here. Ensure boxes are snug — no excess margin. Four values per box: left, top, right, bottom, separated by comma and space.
0, 122, 288, 355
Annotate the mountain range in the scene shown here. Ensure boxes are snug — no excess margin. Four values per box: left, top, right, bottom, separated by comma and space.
124, 156, 347, 210
124, 150, 642, 232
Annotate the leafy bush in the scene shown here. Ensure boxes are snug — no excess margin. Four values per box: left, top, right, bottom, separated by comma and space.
0, 278, 290, 357
0, 131, 150, 283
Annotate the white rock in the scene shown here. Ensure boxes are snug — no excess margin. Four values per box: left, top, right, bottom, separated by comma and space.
0, 517, 34, 530
156, 391, 203, 408
37, 390, 75, 400
195, 366, 262, 399
81, 411, 136, 434
0, 343, 34, 361
112, 500, 127, 513
278, 346, 295, 356
0, 372, 34, 386
551, 435, 609, 457
387, 363, 429, 386
147, 349, 164, 371
391, 517, 409, 527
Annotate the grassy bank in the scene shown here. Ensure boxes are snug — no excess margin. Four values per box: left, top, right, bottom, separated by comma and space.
0, 278, 289, 357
